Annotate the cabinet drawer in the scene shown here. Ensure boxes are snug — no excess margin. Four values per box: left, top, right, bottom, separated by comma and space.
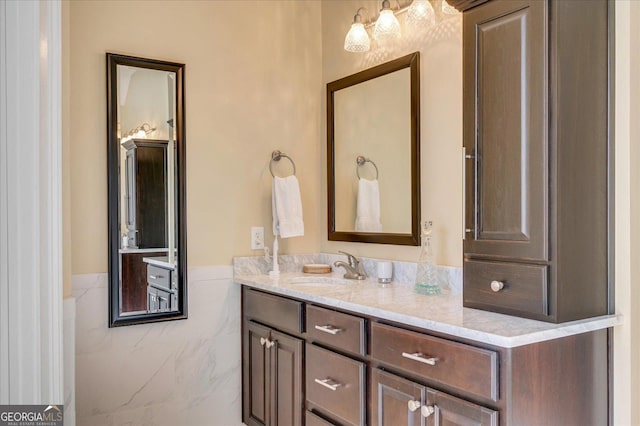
464, 259, 549, 319
306, 305, 365, 356
243, 288, 303, 334
147, 265, 171, 290
306, 411, 337, 426
306, 345, 366, 426
370, 323, 499, 402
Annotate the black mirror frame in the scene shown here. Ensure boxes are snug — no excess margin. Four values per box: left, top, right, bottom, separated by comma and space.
107, 53, 187, 327
327, 52, 421, 246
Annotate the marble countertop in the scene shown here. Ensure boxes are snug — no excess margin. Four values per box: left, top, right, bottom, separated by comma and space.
235, 272, 621, 348
143, 256, 176, 270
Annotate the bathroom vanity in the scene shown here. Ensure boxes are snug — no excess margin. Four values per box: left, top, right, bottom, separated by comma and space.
237, 272, 618, 426
143, 256, 178, 313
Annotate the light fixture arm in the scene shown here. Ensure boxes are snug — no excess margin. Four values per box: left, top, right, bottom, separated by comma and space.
352, 7, 367, 24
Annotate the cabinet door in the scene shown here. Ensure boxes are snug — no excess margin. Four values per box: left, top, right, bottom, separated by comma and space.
269, 330, 303, 426
372, 369, 426, 426
463, 0, 547, 262
243, 321, 271, 426
425, 389, 497, 426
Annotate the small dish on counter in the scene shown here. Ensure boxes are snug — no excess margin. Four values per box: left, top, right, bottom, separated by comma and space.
302, 263, 332, 274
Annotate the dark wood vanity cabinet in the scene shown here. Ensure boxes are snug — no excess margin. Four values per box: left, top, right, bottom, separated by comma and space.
461, 0, 611, 322
243, 290, 304, 426
372, 369, 498, 426
241, 286, 608, 426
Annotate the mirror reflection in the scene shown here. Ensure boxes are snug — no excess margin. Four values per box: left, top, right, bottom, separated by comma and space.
328, 52, 420, 245
107, 54, 186, 327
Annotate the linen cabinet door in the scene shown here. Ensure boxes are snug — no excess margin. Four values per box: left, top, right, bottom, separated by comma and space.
372, 369, 426, 426
424, 389, 498, 426
463, 0, 548, 262
269, 330, 304, 426
243, 321, 271, 426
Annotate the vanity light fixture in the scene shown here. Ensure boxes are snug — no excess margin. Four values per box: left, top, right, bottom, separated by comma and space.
406, 0, 435, 28
120, 122, 156, 143
344, 0, 451, 53
373, 0, 401, 42
344, 7, 371, 52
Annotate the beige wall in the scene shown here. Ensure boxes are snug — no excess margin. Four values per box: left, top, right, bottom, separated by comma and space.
614, 1, 640, 424
66, 1, 323, 279
64, 3, 640, 422
320, 0, 463, 266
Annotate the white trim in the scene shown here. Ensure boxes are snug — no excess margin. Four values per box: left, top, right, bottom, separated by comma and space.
0, 0, 63, 405
39, 0, 64, 405
0, 0, 10, 405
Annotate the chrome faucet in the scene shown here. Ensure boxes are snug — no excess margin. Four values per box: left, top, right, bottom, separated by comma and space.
334, 251, 367, 280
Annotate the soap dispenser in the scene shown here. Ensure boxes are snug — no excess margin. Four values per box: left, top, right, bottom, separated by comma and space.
415, 220, 440, 295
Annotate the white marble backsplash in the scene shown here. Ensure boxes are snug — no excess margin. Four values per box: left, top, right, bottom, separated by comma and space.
233, 253, 463, 292
73, 266, 242, 426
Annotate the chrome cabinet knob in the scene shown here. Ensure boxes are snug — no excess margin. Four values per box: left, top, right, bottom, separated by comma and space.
407, 400, 421, 412
421, 405, 435, 418
260, 337, 267, 346
490, 280, 504, 292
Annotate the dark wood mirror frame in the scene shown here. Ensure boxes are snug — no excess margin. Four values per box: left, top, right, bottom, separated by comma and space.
327, 52, 420, 245
107, 53, 187, 327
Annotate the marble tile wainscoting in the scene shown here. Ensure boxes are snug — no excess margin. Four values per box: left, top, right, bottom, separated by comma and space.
64, 297, 77, 426
73, 267, 242, 426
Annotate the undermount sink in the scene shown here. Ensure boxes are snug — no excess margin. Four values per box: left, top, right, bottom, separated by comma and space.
284, 276, 355, 286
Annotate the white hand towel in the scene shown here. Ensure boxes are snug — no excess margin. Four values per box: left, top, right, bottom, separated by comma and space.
355, 178, 382, 232
272, 175, 304, 238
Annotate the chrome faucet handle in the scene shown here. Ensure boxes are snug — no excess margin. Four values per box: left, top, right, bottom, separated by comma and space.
337, 251, 367, 279
338, 250, 359, 268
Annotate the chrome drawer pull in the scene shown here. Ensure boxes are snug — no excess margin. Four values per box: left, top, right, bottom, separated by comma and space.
402, 352, 438, 365
149, 275, 164, 280
314, 324, 342, 335
421, 405, 435, 418
314, 378, 342, 391
407, 400, 421, 412
490, 280, 505, 292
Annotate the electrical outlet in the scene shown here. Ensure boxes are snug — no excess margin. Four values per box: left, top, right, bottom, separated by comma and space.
251, 226, 264, 250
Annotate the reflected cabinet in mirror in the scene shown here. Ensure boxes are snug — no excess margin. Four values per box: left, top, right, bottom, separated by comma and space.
107, 53, 186, 327
328, 52, 420, 245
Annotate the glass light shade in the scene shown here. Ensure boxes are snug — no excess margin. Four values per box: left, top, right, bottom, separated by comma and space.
442, 0, 459, 15
406, 0, 435, 28
344, 22, 371, 52
373, 9, 401, 42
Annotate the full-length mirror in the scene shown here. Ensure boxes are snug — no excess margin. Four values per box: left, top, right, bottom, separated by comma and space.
328, 52, 420, 245
107, 53, 186, 327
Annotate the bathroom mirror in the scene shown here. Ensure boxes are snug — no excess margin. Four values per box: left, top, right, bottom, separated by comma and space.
107, 53, 186, 327
328, 52, 420, 245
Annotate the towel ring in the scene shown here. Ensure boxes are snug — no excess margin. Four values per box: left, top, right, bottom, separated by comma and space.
356, 155, 379, 180
270, 150, 296, 177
